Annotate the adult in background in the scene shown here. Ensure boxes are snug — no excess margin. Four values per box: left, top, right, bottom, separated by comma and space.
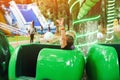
28, 21, 36, 43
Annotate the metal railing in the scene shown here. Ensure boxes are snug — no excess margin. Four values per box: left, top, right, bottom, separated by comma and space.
0, 22, 27, 35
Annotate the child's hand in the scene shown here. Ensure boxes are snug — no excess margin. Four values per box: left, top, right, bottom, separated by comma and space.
56, 18, 64, 27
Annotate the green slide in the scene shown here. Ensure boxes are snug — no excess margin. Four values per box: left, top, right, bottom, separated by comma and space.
86, 44, 119, 80
8, 44, 61, 80
36, 48, 85, 80
0, 32, 11, 80
101, 44, 120, 79
9, 44, 85, 80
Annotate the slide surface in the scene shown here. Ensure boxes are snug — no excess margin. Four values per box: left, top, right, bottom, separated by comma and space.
86, 44, 119, 80
0, 32, 11, 80
36, 48, 85, 80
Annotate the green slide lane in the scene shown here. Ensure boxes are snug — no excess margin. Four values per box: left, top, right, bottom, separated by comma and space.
0, 32, 11, 80
86, 44, 119, 80
36, 48, 85, 80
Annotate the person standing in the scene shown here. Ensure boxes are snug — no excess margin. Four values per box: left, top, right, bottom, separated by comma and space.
28, 21, 36, 43
44, 24, 54, 42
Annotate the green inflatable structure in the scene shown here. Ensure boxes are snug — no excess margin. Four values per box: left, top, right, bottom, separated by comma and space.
101, 44, 120, 79
0, 32, 11, 80
77, 0, 100, 19
9, 44, 85, 80
8, 44, 60, 80
86, 44, 119, 80
36, 48, 85, 80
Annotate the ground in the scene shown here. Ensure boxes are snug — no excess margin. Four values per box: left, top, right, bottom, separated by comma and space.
9, 34, 60, 48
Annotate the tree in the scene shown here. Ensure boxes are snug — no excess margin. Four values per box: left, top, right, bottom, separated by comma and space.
36, 0, 71, 30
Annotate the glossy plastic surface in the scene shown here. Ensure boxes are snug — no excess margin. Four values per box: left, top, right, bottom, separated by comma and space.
36, 48, 85, 80
9, 44, 60, 80
0, 32, 10, 80
86, 44, 119, 80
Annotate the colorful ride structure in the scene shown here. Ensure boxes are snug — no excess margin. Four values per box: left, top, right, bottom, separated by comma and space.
86, 44, 119, 80
0, 32, 12, 80
9, 44, 85, 80
0, 31, 119, 80
0, 0, 119, 80
69, 0, 117, 51
0, 1, 56, 35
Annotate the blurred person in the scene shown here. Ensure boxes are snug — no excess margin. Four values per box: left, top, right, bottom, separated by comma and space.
113, 19, 120, 32
113, 18, 120, 38
28, 21, 36, 43
44, 24, 54, 42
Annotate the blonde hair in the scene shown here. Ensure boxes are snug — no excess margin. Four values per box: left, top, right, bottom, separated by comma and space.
65, 30, 76, 39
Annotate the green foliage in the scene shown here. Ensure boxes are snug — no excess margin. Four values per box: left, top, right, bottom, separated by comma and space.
38, 0, 71, 29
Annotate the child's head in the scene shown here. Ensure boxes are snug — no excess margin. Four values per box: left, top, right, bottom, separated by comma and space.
66, 31, 76, 46
60, 30, 76, 49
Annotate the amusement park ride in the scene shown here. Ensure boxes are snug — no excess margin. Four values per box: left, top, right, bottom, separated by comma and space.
0, 0, 119, 80
0, 0, 56, 36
